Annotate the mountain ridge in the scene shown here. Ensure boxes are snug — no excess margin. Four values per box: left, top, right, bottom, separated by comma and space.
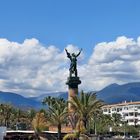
97, 82, 140, 103
0, 82, 140, 109
0, 91, 42, 109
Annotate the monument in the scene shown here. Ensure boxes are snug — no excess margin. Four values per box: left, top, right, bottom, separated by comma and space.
65, 48, 82, 111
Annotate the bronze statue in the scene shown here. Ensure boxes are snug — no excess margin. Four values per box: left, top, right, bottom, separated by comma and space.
65, 48, 82, 77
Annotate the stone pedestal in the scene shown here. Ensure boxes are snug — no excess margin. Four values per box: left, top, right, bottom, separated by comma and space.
66, 77, 81, 112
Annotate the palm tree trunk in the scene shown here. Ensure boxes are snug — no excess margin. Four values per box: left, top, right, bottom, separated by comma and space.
83, 118, 87, 131
35, 132, 40, 140
94, 122, 97, 135
4, 118, 7, 127
58, 123, 61, 140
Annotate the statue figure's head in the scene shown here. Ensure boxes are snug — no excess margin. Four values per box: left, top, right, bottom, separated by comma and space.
72, 53, 76, 57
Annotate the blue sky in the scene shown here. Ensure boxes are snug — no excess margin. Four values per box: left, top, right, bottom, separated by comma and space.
0, 0, 139, 56
0, 0, 140, 96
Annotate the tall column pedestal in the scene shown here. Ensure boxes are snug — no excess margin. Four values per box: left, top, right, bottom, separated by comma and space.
66, 76, 81, 112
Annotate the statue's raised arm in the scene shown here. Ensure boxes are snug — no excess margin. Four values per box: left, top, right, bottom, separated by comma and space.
65, 48, 82, 77
76, 48, 82, 57
65, 49, 71, 59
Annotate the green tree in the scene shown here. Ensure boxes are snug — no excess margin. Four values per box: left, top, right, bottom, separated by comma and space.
32, 111, 48, 140
43, 97, 68, 140
112, 113, 122, 132
70, 91, 104, 133
42, 96, 57, 106
13, 108, 24, 130
0, 104, 14, 128
95, 114, 113, 134
63, 132, 90, 140
27, 109, 36, 129
112, 113, 122, 126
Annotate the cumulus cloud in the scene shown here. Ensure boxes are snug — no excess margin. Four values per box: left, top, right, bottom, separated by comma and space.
0, 39, 82, 96
0, 36, 140, 96
82, 36, 140, 90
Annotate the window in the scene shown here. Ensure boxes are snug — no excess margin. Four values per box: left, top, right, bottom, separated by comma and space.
129, 106, 134, 109
112, 108, 116, 111
104, 109, 107, 112
136, 106, 140, 109
129, 113, 134, 116
124, 107, 128, 110
117, 108, 122, 112
137, 113, 140, 116
129, 119, 134, 122
124, 113, 128, 116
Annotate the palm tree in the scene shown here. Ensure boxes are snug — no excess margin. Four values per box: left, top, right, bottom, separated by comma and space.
95, 114, 113, 134
112, 113, 122, 133
0, 104, 14, 128
69, 91, 104, 133
112, 113, 122, 126
27, 109, 36, 129
32, 111, 48, 140
12, 108, 23, 130
63, 132, 90, 140
43, 97, 68, 140
12, 108, 33, 130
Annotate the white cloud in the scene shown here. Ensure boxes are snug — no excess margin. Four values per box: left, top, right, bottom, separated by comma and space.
0, 36, 140, 96
82, 36, 140, 90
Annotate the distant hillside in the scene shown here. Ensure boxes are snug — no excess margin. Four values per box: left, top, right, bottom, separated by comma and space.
97, 82, 140, 103
33, 82, 140, 104
0, 91, 68, 109
30, 92, 68, 102
0, 82, 140, 109
0, 91, 42, 109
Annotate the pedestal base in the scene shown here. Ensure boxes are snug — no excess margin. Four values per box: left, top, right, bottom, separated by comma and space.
66, 76, 81, 112
66, 76, 81, 89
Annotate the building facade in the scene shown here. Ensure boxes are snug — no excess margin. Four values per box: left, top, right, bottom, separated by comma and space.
102, 101, 140, 125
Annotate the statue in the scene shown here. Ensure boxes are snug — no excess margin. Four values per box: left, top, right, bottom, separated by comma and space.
65, 48, 82, 77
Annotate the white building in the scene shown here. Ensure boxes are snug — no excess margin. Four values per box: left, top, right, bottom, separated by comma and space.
102, 101, 140, 125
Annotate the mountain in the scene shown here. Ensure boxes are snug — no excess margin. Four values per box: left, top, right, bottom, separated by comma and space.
0, 91, 68, 109
0, 91, 42, 109
33, 82, 140, 104
1, 82, 140, 109
97, 82, 140, 103
30, 92, 68, 102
